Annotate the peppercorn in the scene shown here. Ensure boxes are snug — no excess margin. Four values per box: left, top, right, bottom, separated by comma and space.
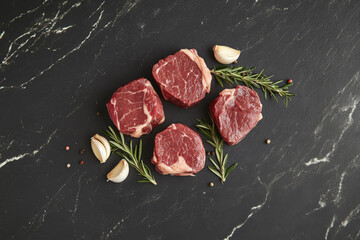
241, 73, 246, 76
79, 160, 84, 165
287, 79, 293, 84
233, 60, 237, 64
209, 182, 214, 187
206, 151, 211, 156
79, 148, 85, 155
66, 163, 71, 168
65, 146, 70, 151
211, 151, 215, 156
96, 111, 101, 116
265, 139, 271, 144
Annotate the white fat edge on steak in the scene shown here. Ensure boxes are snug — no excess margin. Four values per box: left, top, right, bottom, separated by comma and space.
130, 84, 153, 138
155, 156, 195, 176
219, 88, 263, 121
110, 96, 122, 131
219, 88, 236, 96
152, 152, 158, 163
220, 88, 236, 100
180, 49, 212, 93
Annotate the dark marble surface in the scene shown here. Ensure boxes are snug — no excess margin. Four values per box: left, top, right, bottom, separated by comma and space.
1, 0, 360, 239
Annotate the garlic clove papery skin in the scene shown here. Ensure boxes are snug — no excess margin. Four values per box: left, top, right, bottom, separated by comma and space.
91, 137, 108, 163
93, 134, 111, 159
107, 159, 129, 183
213, 45, 241, 64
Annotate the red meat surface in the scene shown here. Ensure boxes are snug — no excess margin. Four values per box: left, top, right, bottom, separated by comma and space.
151, 123, 206, 176
152, 49, 212, 108
106, 78, 165, 138
209, 85, 263, 146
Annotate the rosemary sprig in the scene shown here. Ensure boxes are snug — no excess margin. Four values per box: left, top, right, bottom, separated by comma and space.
196, 118, 237, 183
105, 126, 157, 185
211, 65, 295, 106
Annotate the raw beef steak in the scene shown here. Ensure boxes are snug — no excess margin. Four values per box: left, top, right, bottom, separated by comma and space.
151, 123, 205, 176
106, 78, 165, 138
209, 85, 262, 146
152, 49, 212, 108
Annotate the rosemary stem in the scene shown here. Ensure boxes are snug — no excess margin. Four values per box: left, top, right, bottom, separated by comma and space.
211, 65, 295, 106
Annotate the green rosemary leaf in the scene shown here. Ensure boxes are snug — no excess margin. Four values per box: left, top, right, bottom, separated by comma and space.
130, 139, 134, 151
215, 148, 221, 164
225, 163, 238, 179
206, 140, 217, 148
215, 75, 223, 87
209, 157, 220, 171
208, 166, 223, 179
134, 144, 138, 160
109, 140, 126, 152
137, 179, 150, 183
138, 139, 142, 161
223, 154, 229, 168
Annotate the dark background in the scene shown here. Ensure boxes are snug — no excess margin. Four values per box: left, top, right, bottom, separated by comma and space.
1, 0, 360, 239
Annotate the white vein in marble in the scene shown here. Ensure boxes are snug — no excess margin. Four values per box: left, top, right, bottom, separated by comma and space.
0, 0, 142, 91
325, 216, 336, 240
0, 129, 57, 169
307, 71, 360, 167
224, 174, 284, 240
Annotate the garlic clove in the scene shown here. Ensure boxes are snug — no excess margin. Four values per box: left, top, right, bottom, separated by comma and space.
107, 159, 129, 183
91, 133, 111, 163
93, 134, 111, 159
213, 45, 241, 64
91, 137, 108, 163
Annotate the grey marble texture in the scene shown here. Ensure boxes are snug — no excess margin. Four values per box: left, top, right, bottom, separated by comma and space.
1, 0, 360, 239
